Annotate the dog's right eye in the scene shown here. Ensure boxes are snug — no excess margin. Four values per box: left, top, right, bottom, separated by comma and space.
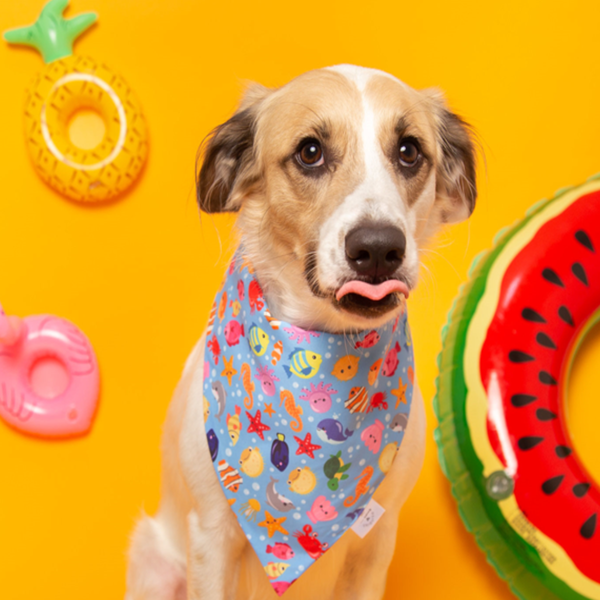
297, 139, 324, 167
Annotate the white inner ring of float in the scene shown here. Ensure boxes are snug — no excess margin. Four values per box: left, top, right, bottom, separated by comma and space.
41, 73, 128, 171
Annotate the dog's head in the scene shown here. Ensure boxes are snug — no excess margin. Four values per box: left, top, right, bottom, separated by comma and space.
197, 65, 476, 332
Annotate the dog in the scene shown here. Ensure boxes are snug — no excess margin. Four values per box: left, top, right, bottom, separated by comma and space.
126, 64, 476, 600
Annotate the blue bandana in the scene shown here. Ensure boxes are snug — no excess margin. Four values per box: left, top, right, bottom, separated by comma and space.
203, 251, 414, 596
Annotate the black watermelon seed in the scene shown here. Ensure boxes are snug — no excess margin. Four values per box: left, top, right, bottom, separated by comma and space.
518, 436, 544, 450
581, 514, 597, 539
555, 445, 572, 458
522, 308, 546, 323
539, 371, 557, 385
575, 230, 594, 252
558, 306, 574, 327
542, 475, 564, 495
542, 268, 564, 287
536, 332, 556, 349
511, 393, 537, 407
509, 350, 535, 363
572, 263, 589, 286
536, 408, 557, 421
573, 483, 591, 497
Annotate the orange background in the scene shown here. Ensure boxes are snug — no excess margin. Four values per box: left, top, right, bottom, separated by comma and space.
1, 1, 599, 599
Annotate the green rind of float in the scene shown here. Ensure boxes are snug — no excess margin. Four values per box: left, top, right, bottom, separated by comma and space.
433, 174, 600, 600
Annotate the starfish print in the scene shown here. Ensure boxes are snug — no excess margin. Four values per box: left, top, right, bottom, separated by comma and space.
391, 378, 408, 409
4, 0, 97, 64
246, 409, 271, 440
221, 355, 238, 386
283, 325, 321, 345
258, 511, 288, 538
294, 432, 321, 459
239, 255, 254, 274
263, 402, 276, 418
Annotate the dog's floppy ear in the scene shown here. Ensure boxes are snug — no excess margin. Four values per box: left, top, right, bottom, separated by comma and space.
197, 84, 272, 213
424, 89, 477, 224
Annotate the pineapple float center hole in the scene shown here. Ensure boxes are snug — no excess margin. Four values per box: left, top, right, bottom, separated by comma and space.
565, 311, 600, 484
68, 108, 106, 150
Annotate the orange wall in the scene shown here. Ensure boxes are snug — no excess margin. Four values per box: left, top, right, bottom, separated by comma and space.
1, 1, 599, 599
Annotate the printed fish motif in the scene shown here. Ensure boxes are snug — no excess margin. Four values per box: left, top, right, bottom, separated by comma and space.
270, 434, 290, 472
344, 386, 369, 413
266, 542, 295, 560
239, 446, 264, 477
217, 459, 243, 492
206, 429, 219, 462
224, 320, 244, 346
283, 348, 322, 379
229, 299, 241, 317
287, 466, 317, 495
271, 340, 283, 366
343, 465, 374, 507
368, 358, 382, 385
272, 581, 293, 595
279, 390, 303, 432
264, 307, 281, 330
331, 355, 360, 381
264, 562, 290, 580
354, 330, 380, 349
226, 405, 242, 445
237, 279, 245, 300
240, 363, 255, 410
249, 324, 270, 356
381, 341, 401, 377
218, 291, 228, 320
203, 395, 210, 422
211, 380, 226, 420
206, 301, 217, 335
316, 418, 354, 444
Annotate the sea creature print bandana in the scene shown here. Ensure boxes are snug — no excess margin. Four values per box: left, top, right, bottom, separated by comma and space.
203, 250, 414, 596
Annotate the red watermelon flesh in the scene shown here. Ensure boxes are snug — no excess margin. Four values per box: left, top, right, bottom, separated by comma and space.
480, 190, 600, 582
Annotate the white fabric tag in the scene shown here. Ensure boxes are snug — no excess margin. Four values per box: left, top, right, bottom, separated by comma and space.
351, 499, 386, 538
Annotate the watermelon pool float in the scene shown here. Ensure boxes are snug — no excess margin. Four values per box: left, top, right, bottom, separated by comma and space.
435, 175, 600, 600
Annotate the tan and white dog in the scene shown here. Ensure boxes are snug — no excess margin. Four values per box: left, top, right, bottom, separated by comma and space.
126, 64, 476, 600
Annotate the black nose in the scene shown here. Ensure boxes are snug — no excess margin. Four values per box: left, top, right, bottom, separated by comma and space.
345, 225, 406, 279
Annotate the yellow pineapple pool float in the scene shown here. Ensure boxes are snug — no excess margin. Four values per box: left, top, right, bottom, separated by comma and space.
4, 0, 148, 203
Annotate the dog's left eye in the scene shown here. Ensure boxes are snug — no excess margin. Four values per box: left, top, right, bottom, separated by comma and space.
398, 138, 421, 167
297, 139, 324, 167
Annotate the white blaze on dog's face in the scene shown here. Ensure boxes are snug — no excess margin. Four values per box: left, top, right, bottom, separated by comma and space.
197, 65, 476, 332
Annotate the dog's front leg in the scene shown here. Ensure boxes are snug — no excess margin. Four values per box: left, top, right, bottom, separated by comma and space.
332, 516, 399, 600
186, 506, 247, 600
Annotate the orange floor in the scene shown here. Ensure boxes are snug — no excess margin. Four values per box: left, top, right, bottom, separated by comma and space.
1, 1, 599, 599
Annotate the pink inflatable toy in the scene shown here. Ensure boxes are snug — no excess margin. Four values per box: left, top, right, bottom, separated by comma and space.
0, 303, 99, 438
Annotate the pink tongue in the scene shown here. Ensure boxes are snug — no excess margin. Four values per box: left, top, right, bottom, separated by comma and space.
336, 280, 409, 301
